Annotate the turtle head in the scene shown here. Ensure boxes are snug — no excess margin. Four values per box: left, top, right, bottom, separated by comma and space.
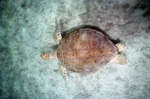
41, 53, 51, 60
41, 51, 57, 60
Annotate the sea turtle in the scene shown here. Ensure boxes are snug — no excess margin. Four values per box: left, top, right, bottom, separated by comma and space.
41, 28, 127, 79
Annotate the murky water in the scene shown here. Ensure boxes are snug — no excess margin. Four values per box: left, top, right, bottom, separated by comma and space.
0, 0, 150, 99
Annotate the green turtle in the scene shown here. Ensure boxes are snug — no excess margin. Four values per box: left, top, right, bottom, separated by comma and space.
41, 28, 127, 79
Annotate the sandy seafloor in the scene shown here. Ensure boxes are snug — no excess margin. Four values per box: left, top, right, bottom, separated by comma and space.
0, 0, 150, 99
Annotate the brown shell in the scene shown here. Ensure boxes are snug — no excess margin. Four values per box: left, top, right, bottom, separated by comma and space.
57, 28, 118, 73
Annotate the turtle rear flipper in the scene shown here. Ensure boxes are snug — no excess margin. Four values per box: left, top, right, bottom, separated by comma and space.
116, 43, 126, 52
110, 54, 127, 65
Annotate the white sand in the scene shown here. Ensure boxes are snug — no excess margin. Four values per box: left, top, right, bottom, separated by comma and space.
0, 0, 150, 99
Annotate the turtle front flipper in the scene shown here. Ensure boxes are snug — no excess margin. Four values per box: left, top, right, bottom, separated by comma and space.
59, 65, 67, 81
54, 28, 62, 44
110, 54, 127, 65
41, 51, 57, 60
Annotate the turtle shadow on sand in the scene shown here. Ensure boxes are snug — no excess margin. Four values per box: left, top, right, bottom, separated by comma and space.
42, 25, 121, 52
